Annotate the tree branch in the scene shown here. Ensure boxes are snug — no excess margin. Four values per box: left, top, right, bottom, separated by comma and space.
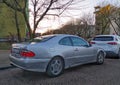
35, 0, 55, 28
3, 0, 23, 12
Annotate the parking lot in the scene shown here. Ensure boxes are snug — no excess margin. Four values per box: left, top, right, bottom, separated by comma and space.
0, 58, 120, 85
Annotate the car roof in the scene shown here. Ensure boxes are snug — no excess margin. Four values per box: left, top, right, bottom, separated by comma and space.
35, 34, 80, 40
42, 34, 79, 37
95, 35, 119, 37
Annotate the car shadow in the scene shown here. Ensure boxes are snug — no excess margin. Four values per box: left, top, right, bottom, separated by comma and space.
15, 63, 97, 79
65, 63, 96, 73
13, 63, 104, 82
105, 56, 119, 59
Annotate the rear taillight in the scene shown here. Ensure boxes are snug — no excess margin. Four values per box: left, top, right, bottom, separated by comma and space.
20, 50, 35, 57
90, 42, 96, 44
107, 42, 117, 45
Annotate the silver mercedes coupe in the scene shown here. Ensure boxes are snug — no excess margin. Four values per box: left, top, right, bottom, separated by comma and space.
10, 34, 106, 77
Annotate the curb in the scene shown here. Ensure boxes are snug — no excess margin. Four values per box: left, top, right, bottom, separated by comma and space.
0, 66, 15, 70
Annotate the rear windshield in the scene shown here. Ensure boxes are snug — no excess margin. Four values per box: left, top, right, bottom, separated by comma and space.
93, 36, 114, 41
29, 35, 55, 43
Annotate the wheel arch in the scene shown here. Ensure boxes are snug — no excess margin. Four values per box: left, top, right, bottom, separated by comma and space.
97, 49, 106, 58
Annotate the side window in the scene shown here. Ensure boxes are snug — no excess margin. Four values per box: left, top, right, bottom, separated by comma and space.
59, 37, 72, 46
71, 37, 88, 46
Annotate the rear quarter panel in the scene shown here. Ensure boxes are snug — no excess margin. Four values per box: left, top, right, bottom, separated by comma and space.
26, 43, 52, 59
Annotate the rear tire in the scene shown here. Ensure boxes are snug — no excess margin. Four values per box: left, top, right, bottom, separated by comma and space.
46, 57, 64, 77
96, 52, 104, 65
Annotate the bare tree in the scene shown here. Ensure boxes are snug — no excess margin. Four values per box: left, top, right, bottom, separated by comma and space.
30, 0, 76, 37
2, 0, 87, 39
80, 13, 95, 38
14, 1, 21, 42
109, 7, 120, 34
44, 19, 95, 40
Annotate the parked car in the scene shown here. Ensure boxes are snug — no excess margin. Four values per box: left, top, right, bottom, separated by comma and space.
10, 34, 106, 77
90, 35, 120, 58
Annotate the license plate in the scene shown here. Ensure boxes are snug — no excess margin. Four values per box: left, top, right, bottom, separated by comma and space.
11, 48, 21, 57
12, 48, 20, 54
11, 53, 18, 57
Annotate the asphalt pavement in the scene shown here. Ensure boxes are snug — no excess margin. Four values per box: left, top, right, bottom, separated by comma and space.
0, 59, 120, 85
0, 50, 12, 69
1, 50, 120, 85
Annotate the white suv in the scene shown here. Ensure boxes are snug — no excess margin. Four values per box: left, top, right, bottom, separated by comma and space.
91, 35, 120, 58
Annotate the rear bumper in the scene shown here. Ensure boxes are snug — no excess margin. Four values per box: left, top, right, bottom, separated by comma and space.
106, 51, 118, 57
9, 55, 51, 72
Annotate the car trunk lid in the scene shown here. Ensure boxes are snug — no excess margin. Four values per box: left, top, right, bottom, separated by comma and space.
11, 42, 30, 58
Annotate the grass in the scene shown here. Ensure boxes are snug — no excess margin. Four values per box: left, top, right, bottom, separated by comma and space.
0, 42, 11, 50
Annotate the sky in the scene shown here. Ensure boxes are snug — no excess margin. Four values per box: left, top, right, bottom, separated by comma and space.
29, 0, 120, 33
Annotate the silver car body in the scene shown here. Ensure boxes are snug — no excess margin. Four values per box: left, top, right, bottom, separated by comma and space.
91, 35, 120, 57
10, 34, 105, 72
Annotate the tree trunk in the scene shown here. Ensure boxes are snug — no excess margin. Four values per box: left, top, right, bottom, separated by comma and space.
23, 10, 32, 39
108, 18, 118, 35
15, 6, 21, 42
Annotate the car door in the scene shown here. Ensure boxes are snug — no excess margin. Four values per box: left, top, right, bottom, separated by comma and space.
70, 36, 95, 64
59, 37, 75, 66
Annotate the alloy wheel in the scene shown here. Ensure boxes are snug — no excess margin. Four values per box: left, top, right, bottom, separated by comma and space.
47, 57, 64, 77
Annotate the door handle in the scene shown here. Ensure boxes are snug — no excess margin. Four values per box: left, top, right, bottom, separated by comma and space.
74, 48, 79, 51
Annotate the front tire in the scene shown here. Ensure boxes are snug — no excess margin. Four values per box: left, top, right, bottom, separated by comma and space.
96, 52, 104, 64
46, 57, 64, 77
